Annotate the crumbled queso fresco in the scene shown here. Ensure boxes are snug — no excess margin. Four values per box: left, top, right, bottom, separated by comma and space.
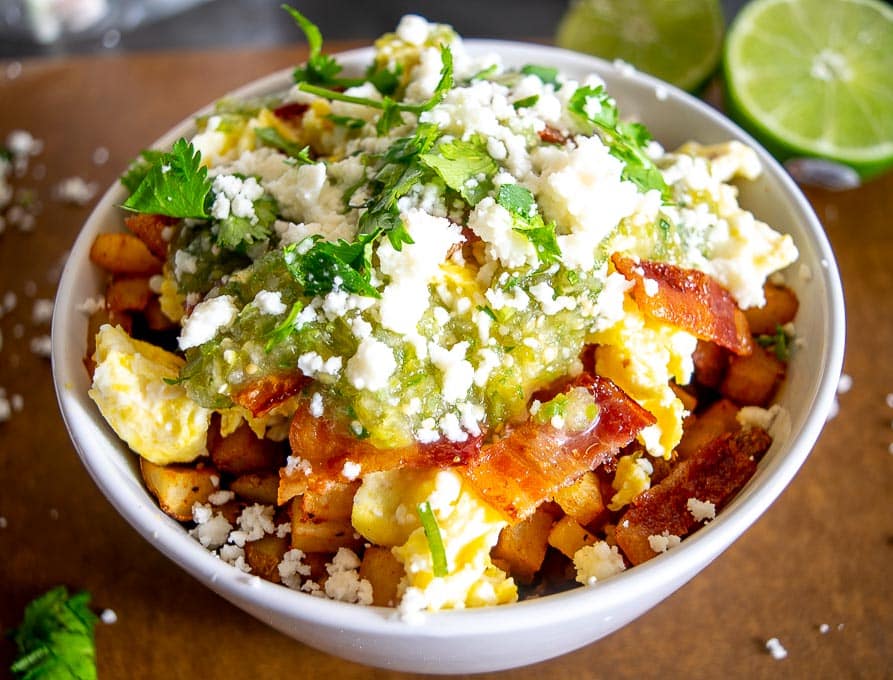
85, 13, 801, 614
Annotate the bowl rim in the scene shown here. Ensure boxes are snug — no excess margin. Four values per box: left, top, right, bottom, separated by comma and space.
52, 39, 845, 638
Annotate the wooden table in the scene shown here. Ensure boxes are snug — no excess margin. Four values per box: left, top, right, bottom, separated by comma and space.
1, 45, 890, 679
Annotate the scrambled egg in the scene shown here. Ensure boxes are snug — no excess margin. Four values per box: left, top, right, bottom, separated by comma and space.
89, 324, 210, 465
591, 295, 697, 460
352, 468, 517, 612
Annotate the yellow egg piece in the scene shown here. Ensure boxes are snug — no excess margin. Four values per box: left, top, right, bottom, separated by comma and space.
88, 324, 211, 465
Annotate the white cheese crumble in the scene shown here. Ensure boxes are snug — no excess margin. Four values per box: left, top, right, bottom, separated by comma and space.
573, 541, 627, 585
647, 531, 681, 554
765, 637, 788, 660
297, 351, 343, 379
346, 337, 397, 391
100, 609, 118, 625
342, 460, 362, 481
686, 497, 716, 522
210, 174, 264, 222
428, 341, 474, 404
323, 548, 374, 605
253, 289, 287, 315
278, 548, 312, 589
178, 295, 239, 350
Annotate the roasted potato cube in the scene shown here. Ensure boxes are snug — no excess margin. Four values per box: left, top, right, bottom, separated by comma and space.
290, 498, 361, 553
669, 381, 698, 413
231, 472, 280, 505
359, 546, 404, 607
491, 507, 554, 584
124, 213, 174, 260
208, 420, 284, 475
277, 468, 308, 506
553, 471, 604, 527
547, 515, 598, 559
244, 534, 290, 583
692, 340, 729, 390
89, 232, 163, 275
106, 277, 152, 312
676, 399, 741, 459
720, 345, 786, 407
301, 481, 359, 521
140, 458, 218, 521
143, 297, 176, 332
744, 283, 799, 335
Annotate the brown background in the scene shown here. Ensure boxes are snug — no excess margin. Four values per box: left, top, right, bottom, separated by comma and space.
0, 45, 890, 679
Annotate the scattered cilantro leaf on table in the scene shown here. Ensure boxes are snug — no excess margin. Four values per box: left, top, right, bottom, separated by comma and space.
122, 138, 211, 219
9, 586, 98, 680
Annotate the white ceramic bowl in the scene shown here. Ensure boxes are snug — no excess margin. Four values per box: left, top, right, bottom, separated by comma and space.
52, 41, 845, 674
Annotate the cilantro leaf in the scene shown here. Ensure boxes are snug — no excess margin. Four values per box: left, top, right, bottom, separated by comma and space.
568, 85, 670, 199
513, 94, 539, 110
264, 300, 304, 351
215, 193, 277, 250
283, 234, 380, 298
120, 149, 164, 195
496, 183, 561, 264
416, 501, 448, 577
122, 138, 211, 219
520, 64, 561, 87
10, 586, 98, 680
284, 5, 344, 85
756, 324, 792, 362
419, 136, 497, 206
366, 63, 402, 96
326, 114, 366, 130
254, 127, 314, 163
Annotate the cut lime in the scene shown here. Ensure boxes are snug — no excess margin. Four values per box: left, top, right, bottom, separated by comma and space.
724, 0, 893, 181
555, 0, 725, 92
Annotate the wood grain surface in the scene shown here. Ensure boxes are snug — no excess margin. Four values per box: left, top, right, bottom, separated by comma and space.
0, 45, 890, 679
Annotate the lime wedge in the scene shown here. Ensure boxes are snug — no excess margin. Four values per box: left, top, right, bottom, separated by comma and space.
555, 0, 725, 92
724, 0, 893, 181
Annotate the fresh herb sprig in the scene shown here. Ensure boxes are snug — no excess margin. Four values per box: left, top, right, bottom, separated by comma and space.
122, 138, 211, 219
254, 127, 314, 163
264, 300, 305, 351
756, 324, 793, 362
568, 85, 670, 199
297, 45, 454, 136
283, 232, 380, 298
9, 586, 98, 680
496, 184, 561, 265
416, 501, 448, 578
419, 136, 498, 206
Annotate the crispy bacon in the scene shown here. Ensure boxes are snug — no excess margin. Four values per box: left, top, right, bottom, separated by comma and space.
539, 126, 568, 145
288, 403, 482, 493
611, 253, 753, 356
272, 102, 310, 121
460, 374, 656, 521
614, 426, 772, 565
232, 372, 311, 418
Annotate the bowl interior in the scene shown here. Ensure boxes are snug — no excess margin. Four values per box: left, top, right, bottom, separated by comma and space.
51, 41, 845, 672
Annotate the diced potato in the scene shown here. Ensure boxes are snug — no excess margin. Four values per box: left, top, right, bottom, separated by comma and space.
547, 516, 597, 559
290, 498, 361, 553
302, 552, 331, 583
744, 283, 799, 335
676, 399, 741, 459
301, 481, 360, 521
720, 345, 786, 407
231, 472, 280, 505
359, 546, 404, 607
208, 420, 285, 475
139, 458, 218, 521
490, 507, 554, 585
143, 297, 176, 331
89, 232, 163, 275
244, 534, 290, 583
553, 471, 604, 527
106, 277, 152, 312
124, 213, 174, 260
692, 340, 728, 390
277, 469, 308, 506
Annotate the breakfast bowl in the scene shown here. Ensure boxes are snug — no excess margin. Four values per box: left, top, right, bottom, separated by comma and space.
52, 26, 844, 674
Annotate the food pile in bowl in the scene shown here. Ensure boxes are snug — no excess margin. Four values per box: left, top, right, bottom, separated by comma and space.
83, 11, 800, 620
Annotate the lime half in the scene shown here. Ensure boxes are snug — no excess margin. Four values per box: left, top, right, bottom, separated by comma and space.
555, 0, 725, 92
724, 0, 893, 180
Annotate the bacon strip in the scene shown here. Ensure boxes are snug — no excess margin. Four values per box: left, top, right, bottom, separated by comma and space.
288, 404, 481, 493
232, 372, 311, 418
614, 426, 772, 565
273, 102, 310, 121
460, 374, 656, 521
612, 253, 753, 355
